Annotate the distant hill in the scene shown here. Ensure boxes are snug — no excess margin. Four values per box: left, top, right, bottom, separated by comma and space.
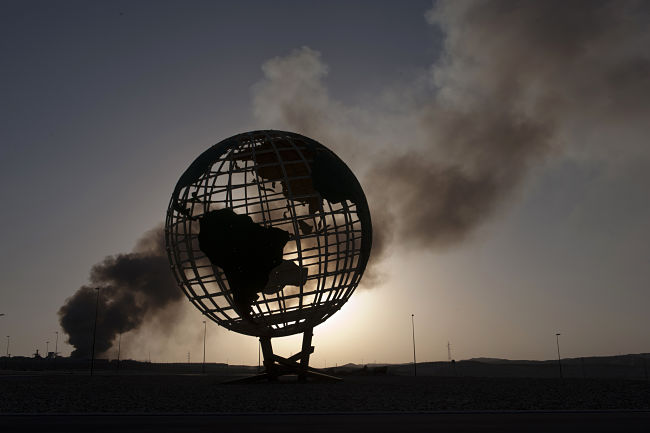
1, 353, 648, 380
383, 353, 650, 379
468, 354, 650, 366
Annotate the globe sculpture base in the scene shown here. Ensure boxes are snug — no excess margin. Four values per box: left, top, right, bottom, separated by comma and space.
225, 328, 341, 383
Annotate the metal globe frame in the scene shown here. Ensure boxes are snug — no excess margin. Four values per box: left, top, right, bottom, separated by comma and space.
165, 130, 372, 381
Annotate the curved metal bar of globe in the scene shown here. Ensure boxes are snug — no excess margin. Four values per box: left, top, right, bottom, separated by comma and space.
223, 328, 341, 384
172, 200, 200, 221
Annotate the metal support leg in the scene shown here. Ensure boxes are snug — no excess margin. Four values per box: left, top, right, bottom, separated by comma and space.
299, 328, 313, 382
259, 336, 276, 381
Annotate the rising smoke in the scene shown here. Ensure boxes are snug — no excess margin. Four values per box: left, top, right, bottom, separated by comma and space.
58, 1, 650, 352
252, 0, 650, 275
59, 226, 182, 358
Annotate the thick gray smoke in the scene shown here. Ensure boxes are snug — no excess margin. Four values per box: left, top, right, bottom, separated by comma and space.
57, 2, 650, 350
59, 226, 182, 358
252, 0, 650, 278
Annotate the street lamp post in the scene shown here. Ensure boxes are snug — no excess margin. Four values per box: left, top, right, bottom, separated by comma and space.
55, 332, 59, 357
411, 314, 417, 377
91, 287, 100, 376
46, 341, 49, 356
202, 320, 207, 374
3, 335, 7, 370
556, 333, 563, 379
116, 332, 121, 372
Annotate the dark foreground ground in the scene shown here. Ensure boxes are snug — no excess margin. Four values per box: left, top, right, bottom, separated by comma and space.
1, 373, 648, 413
2, 412, 650, 433
1, 374, 649, 432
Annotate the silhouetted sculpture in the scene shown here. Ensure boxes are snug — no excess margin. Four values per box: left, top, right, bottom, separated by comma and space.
166, 130, 372, 382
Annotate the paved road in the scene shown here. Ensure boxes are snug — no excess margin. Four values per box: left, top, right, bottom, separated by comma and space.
1, 411, 649, 433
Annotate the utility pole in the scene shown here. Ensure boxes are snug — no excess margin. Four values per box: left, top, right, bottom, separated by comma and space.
55, 332, 59, 357
116, 332, 122, 372
2, 314, 6, 364
411, 314, 417, 377
555, 333, 563, 379
202, 320, 207, 374
3, 334, 8, 370
448, 341, 452, 362
46, 341, 49, 356
91, 287, 100, 376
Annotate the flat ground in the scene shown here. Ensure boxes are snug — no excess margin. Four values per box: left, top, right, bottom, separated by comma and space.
2, 412, 650, 433
1, 373, 648, 413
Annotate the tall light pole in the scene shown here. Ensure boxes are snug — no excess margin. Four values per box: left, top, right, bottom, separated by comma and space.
91, 287, 100, 376
116, 332, 121, 372
411, 314, 417, 377
1, 315, 6, 362
46, 341, 49, 356
555, 333, 563, 379
55, 332, 59, 357
202, 320, 207, 374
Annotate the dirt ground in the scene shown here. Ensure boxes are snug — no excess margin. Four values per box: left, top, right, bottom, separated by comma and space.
1, 373, 648, 413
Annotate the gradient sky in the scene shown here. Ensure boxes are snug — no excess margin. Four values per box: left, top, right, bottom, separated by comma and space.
1, 0, 649, 365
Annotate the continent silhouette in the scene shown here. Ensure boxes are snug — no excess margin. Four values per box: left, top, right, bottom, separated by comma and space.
198, 209, 304, 316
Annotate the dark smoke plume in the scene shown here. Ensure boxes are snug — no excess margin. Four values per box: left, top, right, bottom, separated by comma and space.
59, 226, 181, 358
252, 0, 650, 279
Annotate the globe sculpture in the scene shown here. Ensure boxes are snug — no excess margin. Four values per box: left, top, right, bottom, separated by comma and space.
165, 130, 372, 381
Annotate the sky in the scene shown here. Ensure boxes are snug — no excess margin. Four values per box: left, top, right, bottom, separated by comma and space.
1, 0, 649, 365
